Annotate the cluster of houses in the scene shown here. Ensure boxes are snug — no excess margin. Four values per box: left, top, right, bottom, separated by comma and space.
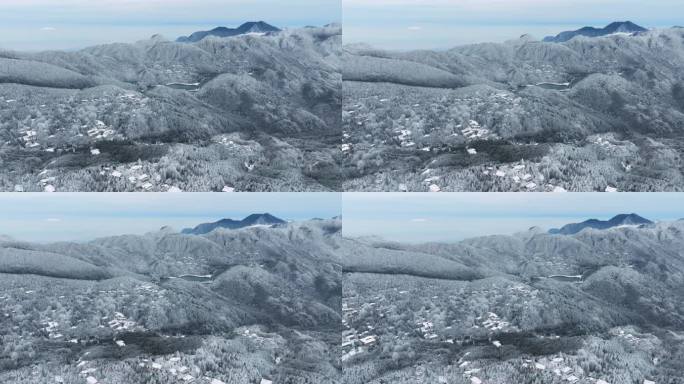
459, 120, 495, 142
69, 354, 194, 383
75, 353, 276, 384
341, 330, 378, 362
105, 162, 180, 192
20, 129, 40, 148
37, 172, 57, 192
43, 320, 64, 340
26, 92, 143, 155
76, 360, 101, 384
212, 133, 259, 159
8, 94, 151, 192
113, 163, 152, 190
481, 160, 546, 191
143, 355, 196, 382
589, 134, 623, 153
417, 320, 438, 340
86, 120, 117, 141
341, 132, 352, 153
107, 311, 138, 332
343, 88, 597, 194
396, 129, 416, 148
454, 351, 485, 384
73, 332, 279, 384
475, 312, 512, 333
522, 355, 587, 383
214, 135, 239, 147
419, 168, 439, 189
341, 301, 379, 362
610, 327, 652, 347
479, 160, 574, 192
40, 318, 79, 344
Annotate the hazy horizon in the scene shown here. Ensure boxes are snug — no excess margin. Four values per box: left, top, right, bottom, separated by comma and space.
343, 193, 684, 243
0, 193, 341, 243
0, 0, 340, 51
344, 0, 683, 50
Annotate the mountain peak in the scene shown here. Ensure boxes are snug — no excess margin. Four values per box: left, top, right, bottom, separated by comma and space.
549, 213, 653, 235
177, 21, 281, 43
543, 21, 647, 43
242, 213, 286, 225
181, 213, 286, 235
607, 213, 652, 225
605, 21, 641, 30
239, 21, 271, 29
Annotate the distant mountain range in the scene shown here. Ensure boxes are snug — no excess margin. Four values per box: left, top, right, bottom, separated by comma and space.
181, 213, 286, 235
543, 21, 647, 42
177, 21, 281, 43
549, 213, 653, 235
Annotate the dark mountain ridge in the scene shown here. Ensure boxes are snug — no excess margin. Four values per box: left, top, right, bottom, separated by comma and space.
181, 213, 287, 235
543, 21, 648, 43
177, 21, 281, 43
549, 213, 654, 235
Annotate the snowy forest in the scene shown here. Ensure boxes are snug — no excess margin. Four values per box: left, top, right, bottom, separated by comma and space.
342, 27, 684, 192
342, 219, 684, 383
0, 24, 341, 192
0, 218, 342, 384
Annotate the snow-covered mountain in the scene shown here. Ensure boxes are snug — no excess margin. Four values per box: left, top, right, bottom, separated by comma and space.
0, 24, 341, 192
176, 21, 281, 43
343, 217, 684, 383
0, 217, 342, 383
181, 213, 287, 235
342, 25, 684, 192
548, 213, 653, 235
543, 21, 647, 42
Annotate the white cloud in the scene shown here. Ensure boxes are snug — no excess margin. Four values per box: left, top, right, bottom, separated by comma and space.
407, 26, 422, 31
45, 218, 61, 222
40, 26, 56, 31
411, 218, 428, 222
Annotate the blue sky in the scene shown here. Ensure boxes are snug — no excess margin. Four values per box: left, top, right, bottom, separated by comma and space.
343, 193, 684, 243
0, 193, 341, 243
344, 0, 684, 50
0, 0, 340, 51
